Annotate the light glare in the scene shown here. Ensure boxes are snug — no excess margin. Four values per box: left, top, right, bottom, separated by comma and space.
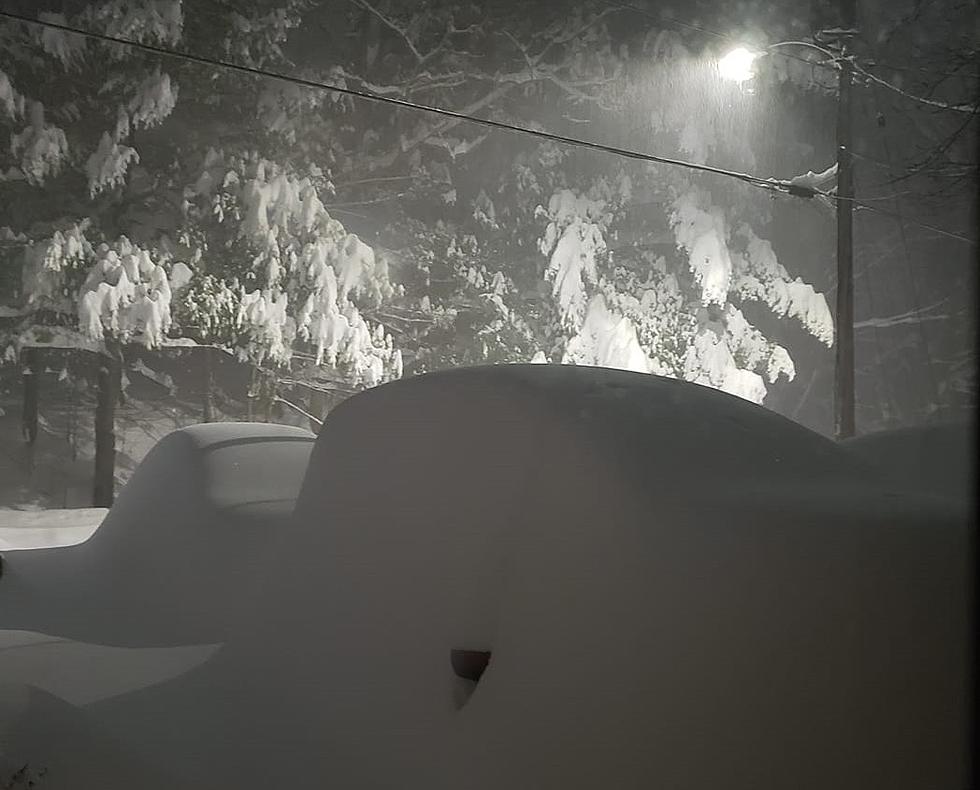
718, 47, 759, 82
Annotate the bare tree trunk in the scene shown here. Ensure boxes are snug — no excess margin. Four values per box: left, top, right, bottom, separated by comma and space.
263, 371, 277, 423
93, 347, 120, 507
21, 346, 38, 444
203, 346, 215, 422
247, 366, 256, 421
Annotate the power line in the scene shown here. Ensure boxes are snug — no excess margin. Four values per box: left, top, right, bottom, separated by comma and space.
836, 196, 976, 244
0, 8, 975, 246
0, 8, 805, 199
606, 1, 729, 41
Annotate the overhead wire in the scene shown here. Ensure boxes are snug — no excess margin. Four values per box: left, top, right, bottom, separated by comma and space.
0, 8, 807, 199
831, 196, 975, 244
0, 8, 974, 245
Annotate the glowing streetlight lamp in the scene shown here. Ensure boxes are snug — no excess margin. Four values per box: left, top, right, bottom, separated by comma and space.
717, 47, 761, 82
717, 41, 839, 83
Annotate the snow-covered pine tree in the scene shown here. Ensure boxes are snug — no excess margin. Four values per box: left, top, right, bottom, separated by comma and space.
1, 0, 402, 387
1, 0, 849, 410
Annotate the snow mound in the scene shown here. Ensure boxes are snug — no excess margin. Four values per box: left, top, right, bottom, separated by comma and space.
0, 684, 175, 789
841, 421, 974, 502
0, 422, 315, 647
0, 631, 218, 706
14, 368, 968, 788
0, 508, 106, 551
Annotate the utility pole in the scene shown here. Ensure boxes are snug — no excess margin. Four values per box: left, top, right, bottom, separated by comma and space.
832, 0, 856, 440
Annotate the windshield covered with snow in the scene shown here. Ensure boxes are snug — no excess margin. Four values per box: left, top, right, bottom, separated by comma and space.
203, 437, 314, 513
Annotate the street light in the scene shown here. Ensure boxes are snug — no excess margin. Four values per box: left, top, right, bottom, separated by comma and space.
716, 47, 760, 83
716, 33, 857, 440
717, 41, 840, 82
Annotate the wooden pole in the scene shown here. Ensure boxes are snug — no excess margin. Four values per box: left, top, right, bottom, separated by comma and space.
247, 366, 256, 421
264, 371, 276, 422
203, 346, 215, 422
21, 347, 38, 444
833, 0, 857, 440
93, 348, 119, 507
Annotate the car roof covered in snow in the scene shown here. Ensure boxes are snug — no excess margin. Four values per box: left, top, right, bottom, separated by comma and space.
302, 363, 872, 497
168, 420, 315, 449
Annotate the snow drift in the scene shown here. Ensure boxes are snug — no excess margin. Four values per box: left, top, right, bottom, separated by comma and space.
841, 421, 974, 503
0, 508, 106, 551
3, 366, 970, 789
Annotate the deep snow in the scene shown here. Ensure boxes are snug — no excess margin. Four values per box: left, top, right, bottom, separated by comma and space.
0, 508, 105, 551
0, 366, 970, 789
840, 421, 974, 502
0, 630, 218, 706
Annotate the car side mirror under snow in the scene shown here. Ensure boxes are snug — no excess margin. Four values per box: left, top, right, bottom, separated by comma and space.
451, 649, 491, 683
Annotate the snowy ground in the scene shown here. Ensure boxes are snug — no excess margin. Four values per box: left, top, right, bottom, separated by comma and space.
1, 509, 217, 711
0, 369, 968, 789
0, 505, 216, 736
0, 631, 219, 706
0, 507, 105, 551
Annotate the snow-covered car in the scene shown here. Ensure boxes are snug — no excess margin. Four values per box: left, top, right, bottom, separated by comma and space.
1, 366, 970, 789
1, 422, 316, 648
840, 421, 973, 502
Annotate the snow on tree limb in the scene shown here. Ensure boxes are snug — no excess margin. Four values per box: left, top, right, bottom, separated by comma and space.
80, 0, 183, 51
533, 180, 821, 404
86, 132, 139, 196
732, 224, 835, 347
127, 69, 178, 129
18, 227, 176, 349
539, 188, 610, 329
562, 294, 653, 373
0, 69, 26, 119
182, 154, 402, 383
10, 102, 69, 185
36, 12, 87, 68
670, 189, 732, 306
